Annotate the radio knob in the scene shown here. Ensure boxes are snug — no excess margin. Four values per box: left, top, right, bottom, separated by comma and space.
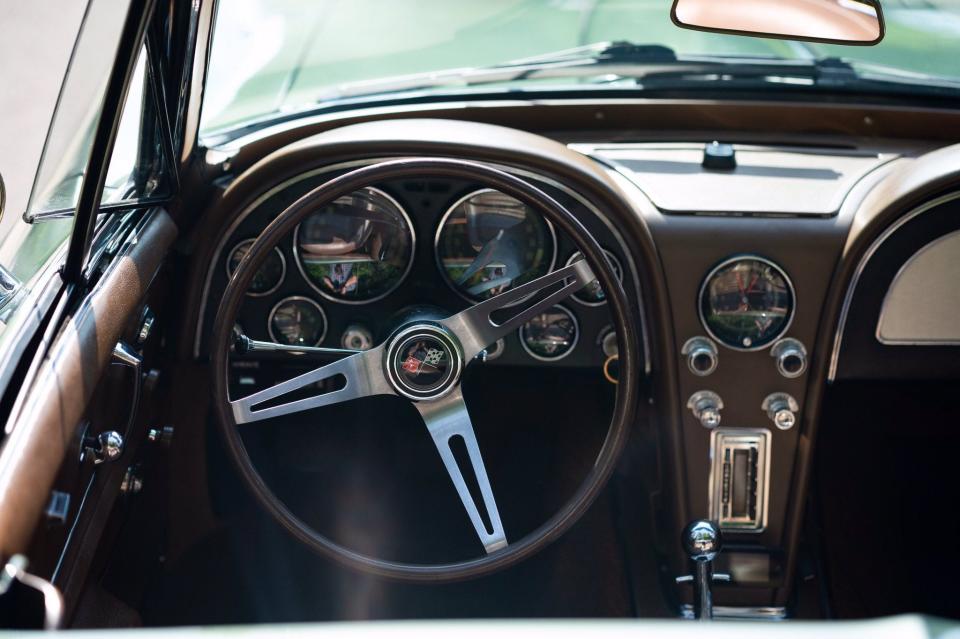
687, 390, 724, 429
682, 337, 719, 377
770, 338, 807, 378
762, 392, 799, 430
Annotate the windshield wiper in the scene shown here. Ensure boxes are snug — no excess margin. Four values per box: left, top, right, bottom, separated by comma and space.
314, 40, 960, 102
314, 41, 690, 100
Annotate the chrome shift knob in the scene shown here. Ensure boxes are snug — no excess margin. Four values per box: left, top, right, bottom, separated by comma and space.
682, 519, 722, 562
680, 520, 723, 620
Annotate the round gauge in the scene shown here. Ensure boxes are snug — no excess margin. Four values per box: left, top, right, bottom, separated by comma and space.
226, 240, 286, 296
294, 187, 414, 304
268, 296, 328, 346
436, 189, 556, 302
699, 256, 795, 351
519, 305, 579, 361
565, 249, 623, 306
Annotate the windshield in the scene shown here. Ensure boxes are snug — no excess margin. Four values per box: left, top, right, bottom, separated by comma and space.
200, 0, 960, 137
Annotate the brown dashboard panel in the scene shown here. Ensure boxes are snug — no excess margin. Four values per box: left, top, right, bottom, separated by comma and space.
207, 100, 955, 180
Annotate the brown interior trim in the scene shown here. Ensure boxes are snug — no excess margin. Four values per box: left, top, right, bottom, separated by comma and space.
0, 209, 177, 560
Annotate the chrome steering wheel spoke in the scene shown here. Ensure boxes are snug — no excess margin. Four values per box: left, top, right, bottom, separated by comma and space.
415, 387, 506, 554
230, 345, 394, 424
440, 259, 595, 361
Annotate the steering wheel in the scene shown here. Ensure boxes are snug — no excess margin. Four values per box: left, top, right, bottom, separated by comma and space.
211, 157, 640, 582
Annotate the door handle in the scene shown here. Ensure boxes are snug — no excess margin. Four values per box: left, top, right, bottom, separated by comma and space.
111, 341, 142, 439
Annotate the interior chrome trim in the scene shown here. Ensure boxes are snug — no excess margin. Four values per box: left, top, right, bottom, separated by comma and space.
708, 428, 771, 533
518, 304, 580, 363
266, 295, 328, 347
697, 255, 796, 352
680, 605, 786, 621
875, 229, 960, 345
828, 191, 960, 380
225, 240, 286, 298
292, 186, 417, 305
433, 187, 558, 306
194, 158, 649, 374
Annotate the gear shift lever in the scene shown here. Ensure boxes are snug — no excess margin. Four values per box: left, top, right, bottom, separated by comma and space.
680, 520, 723, 620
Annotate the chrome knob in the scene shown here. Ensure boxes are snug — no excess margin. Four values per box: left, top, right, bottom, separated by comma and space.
687, 391, 723, 429
762, 392, 799, 431
682, 336, 718, 377
771, 338, 807, 378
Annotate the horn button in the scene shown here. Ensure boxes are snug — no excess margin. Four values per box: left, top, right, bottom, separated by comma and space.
385, 324, 464, 401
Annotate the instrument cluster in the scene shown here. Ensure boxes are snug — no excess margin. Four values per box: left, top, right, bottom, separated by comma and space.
216, 176, 629, 371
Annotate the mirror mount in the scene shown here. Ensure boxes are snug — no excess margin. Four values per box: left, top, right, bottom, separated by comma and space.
671, 0, 884, 46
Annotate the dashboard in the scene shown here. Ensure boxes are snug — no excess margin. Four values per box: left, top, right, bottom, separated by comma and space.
184, 112, 960, 616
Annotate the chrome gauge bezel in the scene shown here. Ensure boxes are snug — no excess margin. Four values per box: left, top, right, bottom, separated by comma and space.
518, 304, 580, 362
267, 295, 328, 347
565, 249, 622, 307
434, 188, 558, 306
225, 239, 287, 297
292, 186, 416, 305
698, 255, 796, 352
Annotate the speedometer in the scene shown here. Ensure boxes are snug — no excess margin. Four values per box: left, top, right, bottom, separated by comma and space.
435, 189, 555, 302
699, 256, 794, 350
294, 187, 414, 304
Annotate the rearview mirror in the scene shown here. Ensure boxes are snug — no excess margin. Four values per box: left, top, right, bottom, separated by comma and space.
671, 0, 883, 45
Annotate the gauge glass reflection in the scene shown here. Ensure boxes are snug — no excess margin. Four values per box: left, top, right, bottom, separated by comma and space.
519, 305, 579, 361
436, 189, 555, 302
566, 250, 622, 305
295, 187, 414, 303
268, 297, 327, 346
699, 257, 794, 350
226, 240, 286, 296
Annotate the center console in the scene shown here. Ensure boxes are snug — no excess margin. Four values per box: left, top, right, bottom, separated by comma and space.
583, 141, 903, 614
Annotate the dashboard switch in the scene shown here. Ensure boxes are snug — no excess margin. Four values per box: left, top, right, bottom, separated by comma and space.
687, 390, 724, 429
761, 393, 799, 431
770, 338, 807, 378
682, 336, 719, 376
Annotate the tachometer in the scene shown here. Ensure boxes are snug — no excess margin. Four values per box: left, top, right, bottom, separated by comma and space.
294, 187, 414, 304
435, 189, 555, 302
699, 256, 794, 350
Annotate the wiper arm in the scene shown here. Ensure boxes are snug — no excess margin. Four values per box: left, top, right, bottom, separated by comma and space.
315, 41, 683, 101
315, 43, 960, 103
